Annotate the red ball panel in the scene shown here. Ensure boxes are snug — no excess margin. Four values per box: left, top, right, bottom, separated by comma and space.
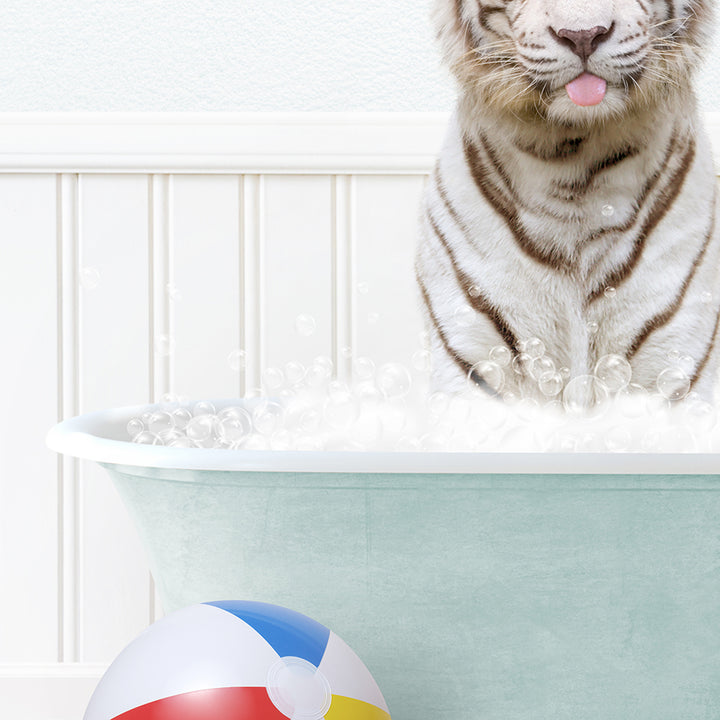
112, 686, 288, 720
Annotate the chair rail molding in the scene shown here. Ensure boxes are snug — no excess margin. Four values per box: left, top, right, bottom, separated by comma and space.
0, 112, 450, 174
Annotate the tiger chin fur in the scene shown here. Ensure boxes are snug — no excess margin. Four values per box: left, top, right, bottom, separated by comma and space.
417, 0, 720, 405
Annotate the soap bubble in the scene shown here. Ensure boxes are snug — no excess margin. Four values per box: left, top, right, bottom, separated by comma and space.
217, 411, 252, 444
126, 417, 144, 439
645, 392, 671, 415
340, 346, 353, 359
154, 334, 175, 357
657, 367, 691, 401
678, 355, 695, 373
604, 287, 617, 299
147, 411, 174, 435
586, 321, 599, 335
538, 370, 563, 397
411, 349, 432, 373
353, 356, 375, 380
314, 355, 334, 373
172, 407, 192, 430
562, 375, 609, 416
601, 204, 615, 217
132, 431, 160, 445
228, 349, 246, 372
328, 379, 350, 396
377, 363, 412, 399
262, 367, 285, 392
305, 362, 332, 389
521, 337, 545, 359
594, 354, 632, 393
355, 381, 383, 408
616, 383, 649, 417
284, 360, 306, 386
295, 314, 317, 337
158, 429, 184, 445
185, 415, 215, 443
299, 407, 322, 434
701, 291, 713, 304
79, 266, 101, 290
252, 399, 285, 436
468, 284, 482, 298
511, 353, 533, 376
468, 360, 505, 393
193, 401, 216, 416
489, 345, 512, 367
531, 356, 555, 380
453, 304, 476, 327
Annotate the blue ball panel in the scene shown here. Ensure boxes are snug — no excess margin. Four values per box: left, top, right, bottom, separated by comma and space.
205, 601, 331, 667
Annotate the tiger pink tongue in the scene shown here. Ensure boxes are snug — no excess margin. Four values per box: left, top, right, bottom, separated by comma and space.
565, 73, 607, 106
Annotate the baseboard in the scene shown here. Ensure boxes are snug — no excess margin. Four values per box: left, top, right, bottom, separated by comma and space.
0, 664, 104, 720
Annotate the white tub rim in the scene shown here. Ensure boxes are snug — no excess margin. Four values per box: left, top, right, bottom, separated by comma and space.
45, 400, 720, 475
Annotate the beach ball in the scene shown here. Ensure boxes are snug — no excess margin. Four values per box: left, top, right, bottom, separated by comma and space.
84, 600, 391, 720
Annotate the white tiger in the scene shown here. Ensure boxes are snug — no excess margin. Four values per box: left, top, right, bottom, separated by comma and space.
417, 0, 720, 405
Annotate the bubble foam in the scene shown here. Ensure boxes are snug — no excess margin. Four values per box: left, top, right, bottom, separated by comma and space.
126, 351, 720, 454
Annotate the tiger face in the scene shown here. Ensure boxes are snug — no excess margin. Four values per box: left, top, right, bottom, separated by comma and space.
436, 0, 712, 125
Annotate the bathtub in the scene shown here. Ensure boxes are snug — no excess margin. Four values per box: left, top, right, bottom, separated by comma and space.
47, 399, 720, 720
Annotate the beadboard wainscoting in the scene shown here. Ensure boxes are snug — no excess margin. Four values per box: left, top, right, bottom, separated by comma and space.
1, 112, 719, 720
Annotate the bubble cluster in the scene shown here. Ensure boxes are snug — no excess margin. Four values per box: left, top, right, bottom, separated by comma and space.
125, 343, 719, 453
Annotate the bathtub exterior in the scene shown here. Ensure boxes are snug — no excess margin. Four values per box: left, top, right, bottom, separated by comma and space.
103, 462, 720, 720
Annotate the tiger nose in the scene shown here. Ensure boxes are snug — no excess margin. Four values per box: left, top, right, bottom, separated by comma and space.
550, 24, 614, 63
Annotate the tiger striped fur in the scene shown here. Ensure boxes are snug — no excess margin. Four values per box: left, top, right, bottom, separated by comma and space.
417, 0, 720, 405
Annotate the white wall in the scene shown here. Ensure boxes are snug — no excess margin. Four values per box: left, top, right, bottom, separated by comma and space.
1, 0, 718, 112
0, 114, 442, 720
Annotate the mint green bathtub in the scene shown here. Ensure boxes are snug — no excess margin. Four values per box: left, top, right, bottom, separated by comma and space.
48, 401, 720, 720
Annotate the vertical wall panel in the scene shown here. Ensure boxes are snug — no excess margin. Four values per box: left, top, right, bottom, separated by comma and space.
262, 175, 334, 373
171, 175, 242, 400
241, 175, 263, 393
0, 174, 59, 662
58, 173, 80, 663
77, 174, 152, 662
353, 175, 426, 367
